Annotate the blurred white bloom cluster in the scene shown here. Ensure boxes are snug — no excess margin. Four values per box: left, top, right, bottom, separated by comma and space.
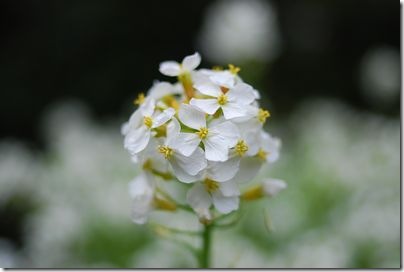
122, 53, 286, 224
198, 0, 281, 63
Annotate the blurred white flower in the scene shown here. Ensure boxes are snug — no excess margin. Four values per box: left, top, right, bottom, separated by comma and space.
359, 46, 400, 106
198, 0, 281, 63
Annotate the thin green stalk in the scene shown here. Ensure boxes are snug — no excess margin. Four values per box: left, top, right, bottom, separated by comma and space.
199, 224, 212, 268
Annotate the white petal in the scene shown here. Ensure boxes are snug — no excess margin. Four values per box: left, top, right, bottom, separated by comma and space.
171, 132, 201, 156
170, 158, 203, 183
261, 132, 281, 163
152, 108, 175, 128
175, 147, 207, 175
148, 81, 180, 99
193, 83, 222, 97
189, 98, 220, 115
211, 192, 239, 214
178, 103, 206, 130
182, 52, 201, 71
207, 157, 240, 182
227, 83, 256, 105
203, 137, 229, 162
129, 173, 154, 224
124, 127, 151, 155
209, 71, 235, 88
262, 179, 287, 197
140, 97, 156, 117
219, 180, 240, 197
129, 173, 154, 198
209, 121, 240, 148
221, 102, 247, 119
186, 183, 212, 210
166, 118, 181, 145
159, 61, 181, 76
121, 122, 129, 136
229, 157, 263, 183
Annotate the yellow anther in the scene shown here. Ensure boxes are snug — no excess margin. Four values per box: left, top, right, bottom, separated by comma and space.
228, 64, 241, 75
203, 178, 220, 193
217, 94, 228, 105
220, 86, 229, 94
158, 145, 173, 159
257, 148, 267, 161
212, 65, 224, 71
196, 127, 209, 139
241, 185, 264, 201
143, 116, 153, 128
258, 108, 271, 123
235, 140, 249, 157
134, 93, 145, 105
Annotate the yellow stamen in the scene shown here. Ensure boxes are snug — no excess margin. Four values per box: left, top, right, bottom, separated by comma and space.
228, 64, 240, 75
153, 196, 177, 211
203, 178, 219, 193
158, 145, 173, 159
143, 116, 153, 128
196, 127, 209, 139
134, 93, 145, 105
241, 185, 264, 201
212, 65, 223, 71
178, 72, 195, 100
258, 108, 271, 123
257, 148, 267, 161
235, 140, 248, 157
217, 94, 228, 105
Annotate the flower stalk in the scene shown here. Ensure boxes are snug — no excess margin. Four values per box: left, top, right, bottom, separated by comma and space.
199, 223, 212, 268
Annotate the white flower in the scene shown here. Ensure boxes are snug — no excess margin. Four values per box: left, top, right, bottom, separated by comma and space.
256, 131, 281, 163
159, 52, 201, 77
190, 82, 256, 119
262, 178, 287, 197
157, 118, 207, 183
187, 179, 240, 214
124, 98, 175, 155
197, 0, 281, 63
177, 103, 240, 161
186, 159, 241, 214
129, 172, 155, 224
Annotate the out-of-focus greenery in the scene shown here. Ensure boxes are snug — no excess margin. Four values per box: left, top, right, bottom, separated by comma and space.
0, 97, 399, 268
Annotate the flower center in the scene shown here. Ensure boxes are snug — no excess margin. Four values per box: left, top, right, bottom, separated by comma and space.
235, 140, 248, 156
258, 108, 270, 123
158, 145, 173, 159
196, 127, 209, 139
203, 178, 219, 193
133, 93, 145, 105
257, 148, 267, 161
143, 116, 153, 128
217, 94, 228, 105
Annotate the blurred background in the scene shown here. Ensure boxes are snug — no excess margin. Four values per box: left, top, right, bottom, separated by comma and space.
0, 0, 400, 268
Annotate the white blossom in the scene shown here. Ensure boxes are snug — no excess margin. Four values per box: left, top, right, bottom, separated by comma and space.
122, 52, 285, 222
123, 98, 175, 155
177, 103, 239, 161
190, 82, 256, 119
159, 52, 201, 77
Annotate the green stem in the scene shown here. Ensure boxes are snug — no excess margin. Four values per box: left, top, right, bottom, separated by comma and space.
199, 224, 212, 268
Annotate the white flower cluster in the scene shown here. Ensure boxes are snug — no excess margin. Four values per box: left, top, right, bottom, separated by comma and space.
122, 53, 286, 224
